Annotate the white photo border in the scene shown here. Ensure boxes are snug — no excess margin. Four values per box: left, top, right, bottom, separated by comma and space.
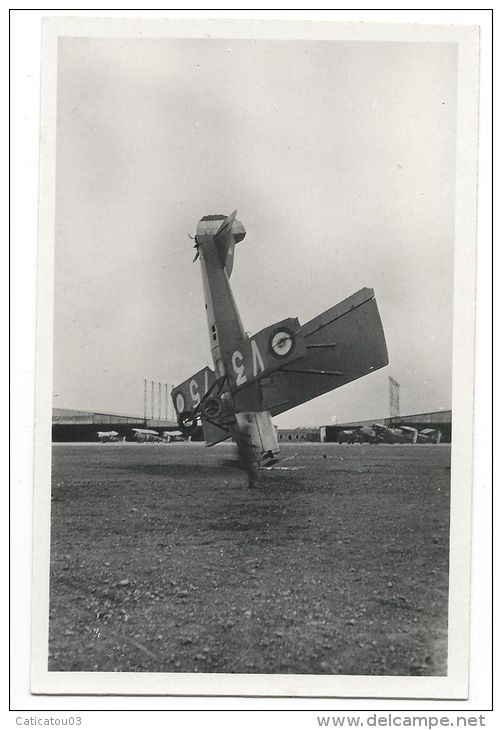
29, 14, 481, 699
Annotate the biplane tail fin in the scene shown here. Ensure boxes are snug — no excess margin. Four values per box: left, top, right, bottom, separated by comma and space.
195, 211, 246, 276
213, 211, 246, 277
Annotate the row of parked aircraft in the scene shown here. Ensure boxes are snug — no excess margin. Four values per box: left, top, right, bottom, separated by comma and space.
97, 425, 441, 445
96, 428, 184, 443
336, 424, 442, 445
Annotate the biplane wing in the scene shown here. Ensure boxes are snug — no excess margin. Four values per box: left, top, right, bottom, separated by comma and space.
172, 365, 233, 446
222, 317, 307, 393
173, 289, 387, 427
251, 288, 388, 417
171, 365, 216, 416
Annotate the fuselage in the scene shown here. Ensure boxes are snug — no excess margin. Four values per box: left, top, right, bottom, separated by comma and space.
195, 215, 247, 380
193, 214, 279, 465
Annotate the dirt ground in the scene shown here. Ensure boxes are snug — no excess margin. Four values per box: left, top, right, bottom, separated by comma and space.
49, 442, 450, 676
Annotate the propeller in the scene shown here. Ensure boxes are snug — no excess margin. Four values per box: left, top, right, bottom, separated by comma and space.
189, 233, 200, 262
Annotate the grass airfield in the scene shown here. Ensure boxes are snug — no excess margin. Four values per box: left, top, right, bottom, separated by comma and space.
49, 442, 450, 676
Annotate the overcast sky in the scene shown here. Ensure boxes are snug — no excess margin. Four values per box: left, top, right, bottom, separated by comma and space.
53, 36, 457, 427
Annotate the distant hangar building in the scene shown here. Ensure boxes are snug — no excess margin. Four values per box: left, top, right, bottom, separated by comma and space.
52, 408, 194, 442
277, 427, 320, 443
320, 410, 452, 443
53, 408, 451, 444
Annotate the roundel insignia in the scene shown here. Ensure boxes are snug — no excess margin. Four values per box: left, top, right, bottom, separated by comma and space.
269, 327, 295, 358
175, 393, 185, 413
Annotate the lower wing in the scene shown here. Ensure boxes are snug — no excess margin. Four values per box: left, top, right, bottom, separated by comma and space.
171, 366, 232, 446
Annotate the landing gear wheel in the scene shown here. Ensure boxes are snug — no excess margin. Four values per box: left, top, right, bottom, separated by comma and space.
201, 395, 223, 420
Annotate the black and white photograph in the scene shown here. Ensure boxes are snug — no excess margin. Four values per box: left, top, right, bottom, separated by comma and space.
28, 15, 481, 699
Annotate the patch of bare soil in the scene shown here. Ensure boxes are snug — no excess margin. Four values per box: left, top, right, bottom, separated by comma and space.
48, 443, 450, 675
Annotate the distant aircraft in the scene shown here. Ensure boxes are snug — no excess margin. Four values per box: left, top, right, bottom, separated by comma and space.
171, 212, 388, 485
359, 425, 377, 443
97, 430, 120, 443
337, 428, 360, 444
369, 423, 405, 444
344, 423, 418, 445
417, 428, 442, 444
162, 430, 184, 442
132, 428, 166, 443
398, 426, 419, 444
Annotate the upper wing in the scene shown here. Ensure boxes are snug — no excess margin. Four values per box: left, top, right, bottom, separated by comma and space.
254, 288, 388, 416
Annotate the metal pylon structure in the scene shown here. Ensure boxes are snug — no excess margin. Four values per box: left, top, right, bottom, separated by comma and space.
389, 376, 400, 418
143, 380, 176, 421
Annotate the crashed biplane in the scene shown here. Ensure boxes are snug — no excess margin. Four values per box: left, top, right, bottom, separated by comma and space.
172, 212, 388, 483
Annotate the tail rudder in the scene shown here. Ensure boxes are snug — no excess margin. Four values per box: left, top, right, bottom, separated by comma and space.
195, 211, 246, 277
